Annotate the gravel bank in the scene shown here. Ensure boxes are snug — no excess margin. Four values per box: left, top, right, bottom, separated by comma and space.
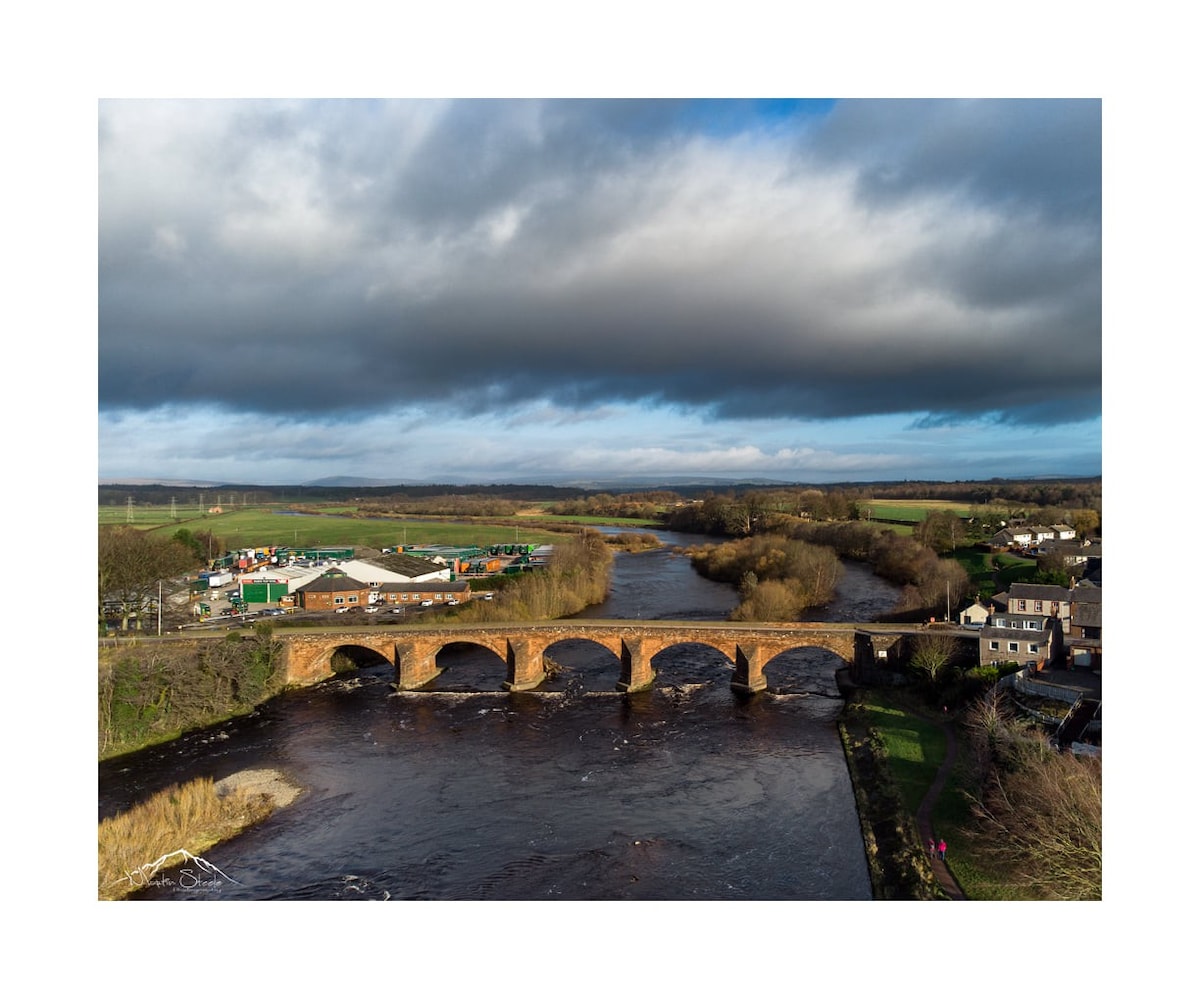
214, 768, 304, 808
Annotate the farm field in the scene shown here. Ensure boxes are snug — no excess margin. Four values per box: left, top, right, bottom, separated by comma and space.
100, 504, 578, 550
862, 499, 990, 522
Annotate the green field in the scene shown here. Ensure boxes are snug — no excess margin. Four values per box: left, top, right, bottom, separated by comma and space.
863, 500, 981, 523
100, 504, 580, 550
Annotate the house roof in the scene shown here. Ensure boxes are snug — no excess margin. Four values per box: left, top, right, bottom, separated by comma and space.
981, 624, 1052, 639
1074, 602, 1102, 628
296, 572, 368, 594
1009, 582, 1071, 602
377, 580, 470, 593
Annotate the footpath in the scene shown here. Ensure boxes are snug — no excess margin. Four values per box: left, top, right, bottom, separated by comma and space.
916, 721, 966, 900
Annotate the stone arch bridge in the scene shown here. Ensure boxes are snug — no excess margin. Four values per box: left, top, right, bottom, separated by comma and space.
280, 620, 918, 694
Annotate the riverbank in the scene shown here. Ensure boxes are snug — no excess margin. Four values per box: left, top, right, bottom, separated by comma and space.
837, 681, 945, 900
99, 768, 304, 900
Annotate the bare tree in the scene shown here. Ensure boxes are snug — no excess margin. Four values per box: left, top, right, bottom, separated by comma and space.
960, 693, 1102, 900
908, 630, 959, 684
99, 526, 193, 632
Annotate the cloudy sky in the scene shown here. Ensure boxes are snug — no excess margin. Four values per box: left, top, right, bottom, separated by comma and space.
98, 97, 1101, 486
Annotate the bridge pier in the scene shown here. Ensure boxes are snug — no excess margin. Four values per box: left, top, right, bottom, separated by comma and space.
731, 644, 769, 694
396, 640, 443, 690
616, 637, 655, 693
503, 638, 546, 692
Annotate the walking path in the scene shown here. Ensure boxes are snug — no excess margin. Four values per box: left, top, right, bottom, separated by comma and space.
916, 721, 966, 900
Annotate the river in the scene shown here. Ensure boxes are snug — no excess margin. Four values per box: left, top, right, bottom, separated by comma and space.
98, 529, 900, 900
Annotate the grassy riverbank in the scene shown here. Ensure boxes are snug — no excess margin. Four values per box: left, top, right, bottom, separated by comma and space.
98, 770, 302, 900
840, 686, 1065, 900
838, 689, 944, 899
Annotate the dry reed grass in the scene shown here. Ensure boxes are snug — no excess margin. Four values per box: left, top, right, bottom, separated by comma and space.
98, 775, 281, 900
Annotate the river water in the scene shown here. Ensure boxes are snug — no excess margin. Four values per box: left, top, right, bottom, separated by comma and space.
99, 529, 899, 901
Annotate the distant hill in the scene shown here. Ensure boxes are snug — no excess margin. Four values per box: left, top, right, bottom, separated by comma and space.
301, 476, 408, 488
99, 478, 223, 487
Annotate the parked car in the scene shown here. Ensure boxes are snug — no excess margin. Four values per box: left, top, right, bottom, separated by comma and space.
419, 600, 433, 607
364, 606, 379, 614
446, 599, 459, 606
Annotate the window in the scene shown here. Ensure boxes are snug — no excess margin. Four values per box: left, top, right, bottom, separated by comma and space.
1008, 642, 1019, 653
1029, 643, 1039, 654
989, 641, 999, 651
348, 595, 358, 603
334, 596, 344, 605
1035, 601, 1043, 612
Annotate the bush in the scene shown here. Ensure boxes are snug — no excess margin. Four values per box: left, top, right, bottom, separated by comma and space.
99, 627, 284, 759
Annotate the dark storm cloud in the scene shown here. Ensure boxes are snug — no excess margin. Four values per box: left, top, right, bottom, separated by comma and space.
806, 99, 1101, 222
99, 98, 1100, 428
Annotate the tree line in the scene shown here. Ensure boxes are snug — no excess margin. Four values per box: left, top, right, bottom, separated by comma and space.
684, 515, 971, 622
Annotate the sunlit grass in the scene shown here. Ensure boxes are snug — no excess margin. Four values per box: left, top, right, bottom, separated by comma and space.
103, 505, 574, 550
857, 692, 946, 815
857, 689, 1048, 900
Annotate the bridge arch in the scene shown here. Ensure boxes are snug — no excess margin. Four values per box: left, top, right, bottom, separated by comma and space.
540, 637, 624, 692
327, 642, 395, 673
649, 640, 738, 686
760, 646, 848, 696
432, 640, 510, 691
